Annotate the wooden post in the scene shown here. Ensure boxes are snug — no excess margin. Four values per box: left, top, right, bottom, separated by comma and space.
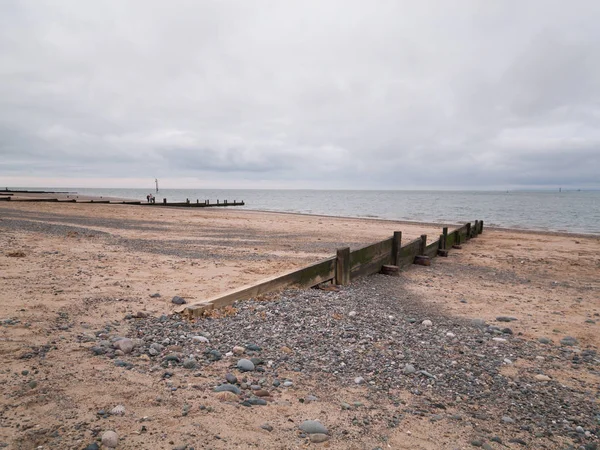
442, 227, 448, 249
455, 230, 460, 245
392, 231, 402, 266
479, 220, 484, 234
419, 235, 427, 255
466, 223, 471, 240
163, 198, 167, 204
473, 221, 479, 238
335, 247, 350, 286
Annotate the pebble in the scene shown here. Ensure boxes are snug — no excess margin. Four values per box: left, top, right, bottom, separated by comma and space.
183, 358, 197, 369
538, 337, 551, 344
446, 332, 455, 338
560, 336, 578, 346
150, 293, 161, 298
171, 296, 186, 305
192, 335, 209, 343
310, 433, 330, 443
354, 376, 365, 384
348, 311, 357, 317
261, 423, 273, 432
84, 444, 100, 450
403, 364, 416, 374
246, 344, 262, 351
299, 420, 328, 434
225, 373, 237, 384
113, 338, 134, 354
214, 384, 241, 395
232, 346, 245, 355
237, 359, 255, 371
283, 381, 294, 387
110, 405, 125, 416
496, 316, 517, 322
534, 374, 552, 381
101, 430, 119, 448
501, 416, 514, 423
492, 337, 507, 343
422, 320, 433, 326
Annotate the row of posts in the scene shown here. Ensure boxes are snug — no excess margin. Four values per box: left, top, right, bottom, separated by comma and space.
160, 199, 241, 205
335, 221, 483, 286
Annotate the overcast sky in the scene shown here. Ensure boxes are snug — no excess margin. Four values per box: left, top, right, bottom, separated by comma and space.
1, 1, 599, 190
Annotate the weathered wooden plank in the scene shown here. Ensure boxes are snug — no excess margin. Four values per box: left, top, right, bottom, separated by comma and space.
350, 252, 392, 279
445, 232, 456, 249
349, 237, 393, 279
336, 247, 350, 285
397, 238, 421, 268
424, 239, 440, 258
392, 231, 402, 266
349, 238, 393, 271
182, 257, 336, 316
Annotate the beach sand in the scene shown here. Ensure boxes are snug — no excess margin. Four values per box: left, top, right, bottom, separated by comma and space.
1, 202, 598, 449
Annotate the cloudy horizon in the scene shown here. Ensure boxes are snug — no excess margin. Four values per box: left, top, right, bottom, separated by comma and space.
1, 1, 599, 190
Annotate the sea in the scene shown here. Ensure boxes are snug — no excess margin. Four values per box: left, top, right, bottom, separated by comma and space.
10, 188, 600, 235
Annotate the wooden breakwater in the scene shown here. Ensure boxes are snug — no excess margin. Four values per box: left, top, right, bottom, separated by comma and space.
181, 220, 484, 317
0, 194, 244, 208
144, 199, 245, 208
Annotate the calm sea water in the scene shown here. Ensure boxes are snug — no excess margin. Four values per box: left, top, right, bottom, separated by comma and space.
13, 188, 600, 235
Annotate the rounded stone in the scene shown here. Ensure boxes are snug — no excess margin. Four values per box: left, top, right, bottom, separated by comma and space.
171, 296, 186, 305
421, 319, 433, 326
225, 373, 238, 384
113, 338, 134, 354
237, 358, 255, 372
299, 420, 328, 435
310, 433, 330, 443
101, 430, 119, 448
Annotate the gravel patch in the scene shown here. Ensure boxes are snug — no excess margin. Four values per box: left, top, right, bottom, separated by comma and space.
86, 275, 600, 447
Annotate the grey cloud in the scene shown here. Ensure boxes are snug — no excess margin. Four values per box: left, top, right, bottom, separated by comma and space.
0, 0, 599, 188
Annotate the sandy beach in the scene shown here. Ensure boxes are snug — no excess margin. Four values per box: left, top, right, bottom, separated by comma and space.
1, 202, 599, 449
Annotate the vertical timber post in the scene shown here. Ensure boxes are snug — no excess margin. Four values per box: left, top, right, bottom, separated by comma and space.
392, 231, 402, 266
473, 221, 479, 238
466, 223, 471, 240
336, 247, 350, 286
420, 234, 427, 255
442, 227, 448, 249
479, 220, 484, 234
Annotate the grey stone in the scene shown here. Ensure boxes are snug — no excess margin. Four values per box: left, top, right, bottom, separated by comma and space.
84, 444, 100, 450
113, 338, 134, 354
538, 337, 551, 344
150, 293, 161, 298
560, 336, 578, 346
225, 373, 237, 384
261, 423, 273, 432
502, 416, 515, 424
183, 358, 197, 369
237, 358, 255, 372
214, 384, 241, 395
472, 319, 486, 327
403, 364, 416, 374
247, 398, 267, 405
172, 296, 186, 305
299, 420, 328, 435
496, 316, 517, 322
246, 343, 262, 351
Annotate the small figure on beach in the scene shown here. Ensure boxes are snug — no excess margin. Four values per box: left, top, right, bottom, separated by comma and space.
147, 194, 151, 203
150, 194, 156, 204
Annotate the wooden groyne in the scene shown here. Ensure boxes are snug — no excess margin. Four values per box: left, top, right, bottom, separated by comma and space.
0, 193, 245, 208
144, 199, 245, 208
181, 220, 484, 317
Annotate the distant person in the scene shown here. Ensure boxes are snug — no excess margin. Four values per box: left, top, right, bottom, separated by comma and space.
147, 194, 151, 203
